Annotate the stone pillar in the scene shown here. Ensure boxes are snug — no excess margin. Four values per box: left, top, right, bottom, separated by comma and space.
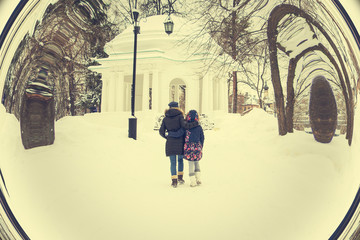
212, 78, 218, 110
208, 74, 214, 112
115, 72, 124, 112
100, 71, 111, 112
219, 78, 227, 112
160, 72, 170, 110
202, 74, 214, 113
152, 70, 159, 112
187, 76, 199, 112
108, 75, 116, 112
142, 71, 150, 111
125, 82, 131, 112
201, 74, 210, 113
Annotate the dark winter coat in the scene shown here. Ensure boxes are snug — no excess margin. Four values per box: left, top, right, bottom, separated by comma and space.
159, 108, 198, 156
183, 110, 204, 161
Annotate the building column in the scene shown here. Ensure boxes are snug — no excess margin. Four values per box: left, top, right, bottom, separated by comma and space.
213, 78, 220, 111
201, 74, 210, 113
208, 74, 214, 112
125, 82, 131, 112
152, 70, 159, 112
217, 78, 223, 111
160, 72, 170, 111
101, 71, 111, 112
220, 78, 228, 112
108, 75, 116, 112
186, 76, 199, 112
115, 72, 124, 112
142, 71, 150, 111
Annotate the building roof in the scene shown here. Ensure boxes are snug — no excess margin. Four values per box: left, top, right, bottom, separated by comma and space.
91, 15, 228, 71
105, 15, 192, 55
244, 95, 260, 106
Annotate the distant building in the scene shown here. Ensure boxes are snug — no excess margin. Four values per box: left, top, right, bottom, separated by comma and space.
90, 16, 228, 114
229, 92, 261, 114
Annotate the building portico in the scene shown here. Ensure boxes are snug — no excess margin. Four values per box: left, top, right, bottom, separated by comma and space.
90, 15, 228, 115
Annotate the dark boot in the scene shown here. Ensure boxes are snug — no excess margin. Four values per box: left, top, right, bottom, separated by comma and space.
171, 178, 178, 188
178, 174, 185, 184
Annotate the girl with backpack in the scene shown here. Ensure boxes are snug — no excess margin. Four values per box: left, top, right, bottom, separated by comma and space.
183, 110, 204, 187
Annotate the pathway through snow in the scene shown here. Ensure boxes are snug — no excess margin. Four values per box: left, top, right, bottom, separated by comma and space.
0, 108, 358, 240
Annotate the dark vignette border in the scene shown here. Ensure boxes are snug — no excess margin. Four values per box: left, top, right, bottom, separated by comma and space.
1, 1, 32, 239
328, 1, 360, 239
0, 0, 29, 50
0, 0, 359, 240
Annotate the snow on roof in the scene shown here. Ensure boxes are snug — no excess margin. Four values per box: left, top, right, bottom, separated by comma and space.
105, 15, 196, 55
102, 15, 227, 66
244, 95, 260, 105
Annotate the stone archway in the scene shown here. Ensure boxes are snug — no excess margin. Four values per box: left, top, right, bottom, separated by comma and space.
169, 78, 186, 112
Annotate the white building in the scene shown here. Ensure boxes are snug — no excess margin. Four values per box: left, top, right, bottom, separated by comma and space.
90, 15, 228, 114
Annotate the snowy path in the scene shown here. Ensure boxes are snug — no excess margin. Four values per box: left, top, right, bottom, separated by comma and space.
1, 109, 359, 240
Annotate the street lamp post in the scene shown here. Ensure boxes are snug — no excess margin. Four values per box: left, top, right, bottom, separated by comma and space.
129, 9, 140, 140
128, 4, 174, 140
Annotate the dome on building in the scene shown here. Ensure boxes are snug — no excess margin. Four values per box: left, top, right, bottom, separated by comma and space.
105, 15, 196, 56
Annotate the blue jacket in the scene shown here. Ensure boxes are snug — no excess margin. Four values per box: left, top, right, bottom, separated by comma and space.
168, 110, 204, 146
187, 125, 204, 146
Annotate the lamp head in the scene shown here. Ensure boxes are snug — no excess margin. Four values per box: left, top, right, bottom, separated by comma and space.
164, 15, 174, 35
132, 9, 139, 23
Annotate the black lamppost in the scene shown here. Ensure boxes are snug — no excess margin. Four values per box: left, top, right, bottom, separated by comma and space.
128, 8, 140, 140
128, 2, 174, 140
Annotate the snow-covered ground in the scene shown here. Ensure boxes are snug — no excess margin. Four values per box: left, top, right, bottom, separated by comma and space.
0, 104, 360, 240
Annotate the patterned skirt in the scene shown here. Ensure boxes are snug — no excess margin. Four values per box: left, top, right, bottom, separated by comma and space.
184, 142, 202, 161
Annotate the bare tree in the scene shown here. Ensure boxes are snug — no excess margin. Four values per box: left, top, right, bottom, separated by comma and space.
180, 0, 271, 113
236, 41, 269, 108
106, 0, 184, 30
139, 0, 183, 17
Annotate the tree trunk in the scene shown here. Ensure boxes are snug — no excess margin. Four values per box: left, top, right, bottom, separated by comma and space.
267, 11, 287, 136
231, 8, 237, 114
286, 58, 296, 133
67, 64, 76, 116
232, 71, 238, 113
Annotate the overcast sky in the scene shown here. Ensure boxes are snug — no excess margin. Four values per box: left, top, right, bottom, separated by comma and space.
1, 0, 360, 46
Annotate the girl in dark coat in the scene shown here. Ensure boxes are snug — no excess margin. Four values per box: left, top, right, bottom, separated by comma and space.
183, 110, 204, 187
159, 102, 198, 188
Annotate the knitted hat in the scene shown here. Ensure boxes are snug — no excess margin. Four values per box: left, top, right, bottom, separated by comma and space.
168, 101, 179, 108
186, 110, 199, 122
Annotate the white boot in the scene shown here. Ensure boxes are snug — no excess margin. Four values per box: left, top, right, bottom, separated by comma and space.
189, 175, 197, 187
195, 172, 201, 185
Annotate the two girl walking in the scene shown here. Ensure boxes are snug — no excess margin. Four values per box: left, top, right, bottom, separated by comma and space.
159, 101, 205, 188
